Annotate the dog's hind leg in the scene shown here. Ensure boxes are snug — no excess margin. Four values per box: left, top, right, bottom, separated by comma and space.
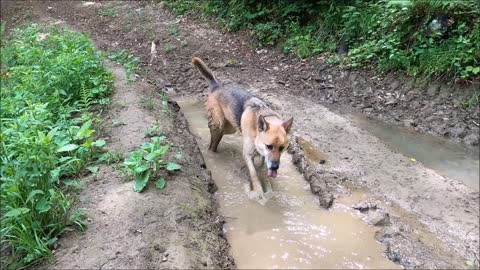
208, 127, 223, 152
207, 102, 225, 152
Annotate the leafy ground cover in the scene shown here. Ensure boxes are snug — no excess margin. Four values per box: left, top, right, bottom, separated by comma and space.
164, 0, 480, 81
0, 24, 112, 268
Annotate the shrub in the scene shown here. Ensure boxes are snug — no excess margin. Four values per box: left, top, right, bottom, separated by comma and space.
162, 0, 480, 81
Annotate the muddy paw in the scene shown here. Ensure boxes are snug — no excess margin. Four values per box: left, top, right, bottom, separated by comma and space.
247, 189, 265, 201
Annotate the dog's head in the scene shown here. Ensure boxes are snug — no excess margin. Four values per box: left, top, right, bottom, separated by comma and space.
255, 115, 293, 178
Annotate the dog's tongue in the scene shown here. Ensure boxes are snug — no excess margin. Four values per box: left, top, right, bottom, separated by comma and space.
268, 169, 278, 178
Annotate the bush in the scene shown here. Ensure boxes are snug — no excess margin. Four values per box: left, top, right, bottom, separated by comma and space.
0, 24, 112, 268
163, 0, 480, 80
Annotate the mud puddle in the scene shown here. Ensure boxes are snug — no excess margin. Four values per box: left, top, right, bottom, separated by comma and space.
175, 97, 400, 269
343, 113, 479, 191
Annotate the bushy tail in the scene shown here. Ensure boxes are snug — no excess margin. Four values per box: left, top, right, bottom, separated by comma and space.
192, 57, 219, 89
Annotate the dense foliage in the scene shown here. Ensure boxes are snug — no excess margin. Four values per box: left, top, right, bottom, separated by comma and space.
0, 25, 112, 267
164, 0, 480, 80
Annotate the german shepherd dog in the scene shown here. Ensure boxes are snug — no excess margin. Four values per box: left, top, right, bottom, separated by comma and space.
192, 57, 293, 200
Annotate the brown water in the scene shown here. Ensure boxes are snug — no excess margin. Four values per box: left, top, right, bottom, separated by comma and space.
176, 97, 401, 269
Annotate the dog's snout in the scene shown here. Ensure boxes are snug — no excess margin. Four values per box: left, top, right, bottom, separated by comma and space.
269, 161, 280, 170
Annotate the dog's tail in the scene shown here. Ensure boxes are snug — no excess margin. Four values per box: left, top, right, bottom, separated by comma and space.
192, 57, 219, 90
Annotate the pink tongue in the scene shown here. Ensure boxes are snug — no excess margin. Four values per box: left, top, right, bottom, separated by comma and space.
268, 169, 278, 178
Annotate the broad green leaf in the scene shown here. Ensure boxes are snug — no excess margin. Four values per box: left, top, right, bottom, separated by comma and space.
156, 177, 166, 189
151, 136, 166, 144
57, 144, 79, 152
87, 166, 99, 174
5, 208, 30, 218
140, 143, 154, 152
133, 171, 151, 192
82, 137, 94, 148
124, 151, 142, 165
92, 139, 106, 148
166, 163, 181, 171
77, 120, 93, 138
36, 198, 51, 213
145, 152, 157, 161
465, 66, 473, 72
27, 190, 45, 203
134, 163, 149, 173
155, 145, 170, 156
473, 67, 480, 74
63, 179, 84, 189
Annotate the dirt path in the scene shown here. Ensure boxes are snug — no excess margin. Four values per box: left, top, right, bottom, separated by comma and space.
43, 62, 233, 269
2, 1, 479, 269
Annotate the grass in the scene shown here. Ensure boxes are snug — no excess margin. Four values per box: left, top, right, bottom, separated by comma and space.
140, 96, 157, 111
0, 24, 113, 268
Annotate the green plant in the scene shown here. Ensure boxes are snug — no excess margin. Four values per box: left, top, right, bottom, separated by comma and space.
97, 7, 117, 17
164, 43, 176, 53
162, 0, 480, 81
107, 50, 141, 80
97, 150, 124, 164
1, 24, 112, 268
168, 23, 180, 36
140, 96, 157, 111
160, 92, 170, 114
121, 137, 181, 192
145, 125, 160, 137
253, 22, 281, 46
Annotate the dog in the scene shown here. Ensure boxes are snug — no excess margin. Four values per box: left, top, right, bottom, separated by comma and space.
192, 57, 293, 199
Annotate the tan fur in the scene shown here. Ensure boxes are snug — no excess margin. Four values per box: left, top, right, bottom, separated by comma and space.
192, 57, 293, 200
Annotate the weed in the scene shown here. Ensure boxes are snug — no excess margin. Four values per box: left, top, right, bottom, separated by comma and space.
462, 91, 480, 110
97, 151, 124, 165
120, 137, 181, 192
140, 96, 157, 111
164, 43, 176, 53
160, 92, 170, 114
107, 50, 141, 80
145, 125, 160, 137
168, 23, 180, 36
1, 24, 112, 268
97, 8, 117, 18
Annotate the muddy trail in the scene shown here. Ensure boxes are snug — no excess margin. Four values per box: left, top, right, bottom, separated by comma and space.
2, 1, 479, 269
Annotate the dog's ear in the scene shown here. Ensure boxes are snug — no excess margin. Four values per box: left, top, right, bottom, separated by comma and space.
258, 115, 269, 132
283, 117, 293, 133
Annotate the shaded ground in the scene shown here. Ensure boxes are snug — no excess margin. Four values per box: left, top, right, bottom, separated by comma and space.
1, 1, 478, 269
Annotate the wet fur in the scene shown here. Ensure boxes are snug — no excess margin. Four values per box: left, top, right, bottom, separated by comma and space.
192, 57, 293, 200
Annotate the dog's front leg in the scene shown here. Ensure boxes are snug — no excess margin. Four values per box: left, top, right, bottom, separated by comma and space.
243, 139, 265, 200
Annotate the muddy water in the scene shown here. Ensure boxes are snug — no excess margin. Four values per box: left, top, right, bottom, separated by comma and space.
176, 97, 400, 269
345, 113, 480, 191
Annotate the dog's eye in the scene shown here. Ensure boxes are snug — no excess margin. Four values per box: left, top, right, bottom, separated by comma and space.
266, 144, 273, 150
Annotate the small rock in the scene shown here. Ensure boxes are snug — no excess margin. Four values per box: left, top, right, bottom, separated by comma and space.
368, 210, 390, 226
353, 200, 378, 212
319, 193, 334, 209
